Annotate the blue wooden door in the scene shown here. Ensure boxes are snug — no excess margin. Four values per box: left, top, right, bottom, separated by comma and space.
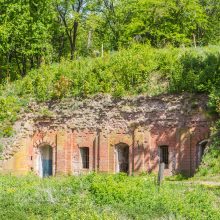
43, 159, 52, 177
41, 146, 53, 177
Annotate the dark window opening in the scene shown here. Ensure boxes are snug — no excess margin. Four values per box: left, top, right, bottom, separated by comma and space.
159, 145, 169, 169
80, 147, 89, 169
198, 140, 208, 166
200, 141, 207, 159
116, 143, 129, 174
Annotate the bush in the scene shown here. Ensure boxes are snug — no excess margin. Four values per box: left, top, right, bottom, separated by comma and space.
0, 45, 219, 138
0, 174, 219, 219
196, 122, 220, 176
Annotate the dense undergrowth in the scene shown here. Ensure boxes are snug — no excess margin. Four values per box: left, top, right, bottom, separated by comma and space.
0, 173, 219, 220
196, 121, 220, 177
0, 44, 219, 137
195, 87, 220, 176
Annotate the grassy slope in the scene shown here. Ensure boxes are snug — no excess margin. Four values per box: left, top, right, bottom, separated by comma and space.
0, 173, 219, 220
0, 44, 219, 138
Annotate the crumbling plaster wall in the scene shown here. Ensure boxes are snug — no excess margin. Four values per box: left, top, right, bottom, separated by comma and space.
0, 93, 212, 176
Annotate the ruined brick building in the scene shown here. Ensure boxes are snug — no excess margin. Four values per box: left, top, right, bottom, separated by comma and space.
0, 94, 212, 177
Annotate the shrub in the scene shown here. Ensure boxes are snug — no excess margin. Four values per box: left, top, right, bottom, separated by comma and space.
0, 45, 219, 138
0, 174, 219, 219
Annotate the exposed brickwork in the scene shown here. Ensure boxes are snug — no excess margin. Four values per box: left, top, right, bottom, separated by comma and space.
0, 93, 213, 176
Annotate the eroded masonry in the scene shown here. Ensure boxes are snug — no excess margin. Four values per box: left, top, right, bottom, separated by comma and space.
0, 94, 212, 177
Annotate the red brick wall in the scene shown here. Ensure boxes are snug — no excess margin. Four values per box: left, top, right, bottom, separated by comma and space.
29, 123, 210, 177
0, 94, 212, 177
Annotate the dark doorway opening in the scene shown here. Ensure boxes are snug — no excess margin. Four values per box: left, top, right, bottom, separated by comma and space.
115, 143, 129, 173
198, 140, 208, 166
40, 145, 53, 177
159, 145, 169, 169
80, 147, 89, 169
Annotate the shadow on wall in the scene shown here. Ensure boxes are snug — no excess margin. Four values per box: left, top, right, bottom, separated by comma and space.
145, 126, 175, 175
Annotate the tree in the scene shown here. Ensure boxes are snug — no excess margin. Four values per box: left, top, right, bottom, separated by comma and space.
0, 0, 54, 79
117, 0, 208, 47
55, 0, 90, 60
199, 0, 220, 45
0, 0, 219, 82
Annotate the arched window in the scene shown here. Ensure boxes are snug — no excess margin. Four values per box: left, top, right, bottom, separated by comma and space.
159, 145, 169, 169
80, 147, 89, 169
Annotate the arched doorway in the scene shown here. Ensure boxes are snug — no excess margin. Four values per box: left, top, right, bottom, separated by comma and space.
115, 143, 129, 174
39, 145, 53, 177
197, 140, 208, 167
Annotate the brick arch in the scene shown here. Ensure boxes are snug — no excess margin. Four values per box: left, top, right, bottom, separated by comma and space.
197, 139, 209, 146
33, 139, 56, 149
33, 138, 57, 177
115, 142, 130, 148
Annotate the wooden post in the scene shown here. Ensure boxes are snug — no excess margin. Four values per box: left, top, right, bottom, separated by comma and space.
157, 162, 165, 186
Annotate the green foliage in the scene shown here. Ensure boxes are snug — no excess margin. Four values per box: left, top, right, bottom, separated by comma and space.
0, 0, 219, 82
0, 173, 219, 219
209, 88, 220, 113
8, 45, 220, 101
196, 122, 220, 176
97, 0, 220, 49
39, 107, 54, 118
195, 77, 220, 176
0, 0, 54, 79
119, 0, 208, 47
168, 46, 220, 93
0, 45, 219, 137
165, 173, 188, 181
0, 95, 23, 137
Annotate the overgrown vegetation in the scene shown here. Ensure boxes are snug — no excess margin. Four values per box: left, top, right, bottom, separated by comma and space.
193, 81, 220, 176
0, 45, 219, 137
0, 0, 219, 174
0, 0, 219, 81
0, 173, 219, 220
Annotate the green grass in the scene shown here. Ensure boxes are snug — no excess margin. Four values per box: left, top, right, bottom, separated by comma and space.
0, 173, 219, 220
192, 175, 220, 183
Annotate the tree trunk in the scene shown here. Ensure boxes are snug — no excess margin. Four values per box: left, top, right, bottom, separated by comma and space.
22, 55, 27, 76
36, 55, 41, 68
58, 34, 65, 61
71, 20, 78, 60
30, 56, 35, 69
14, 52, 22, 76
